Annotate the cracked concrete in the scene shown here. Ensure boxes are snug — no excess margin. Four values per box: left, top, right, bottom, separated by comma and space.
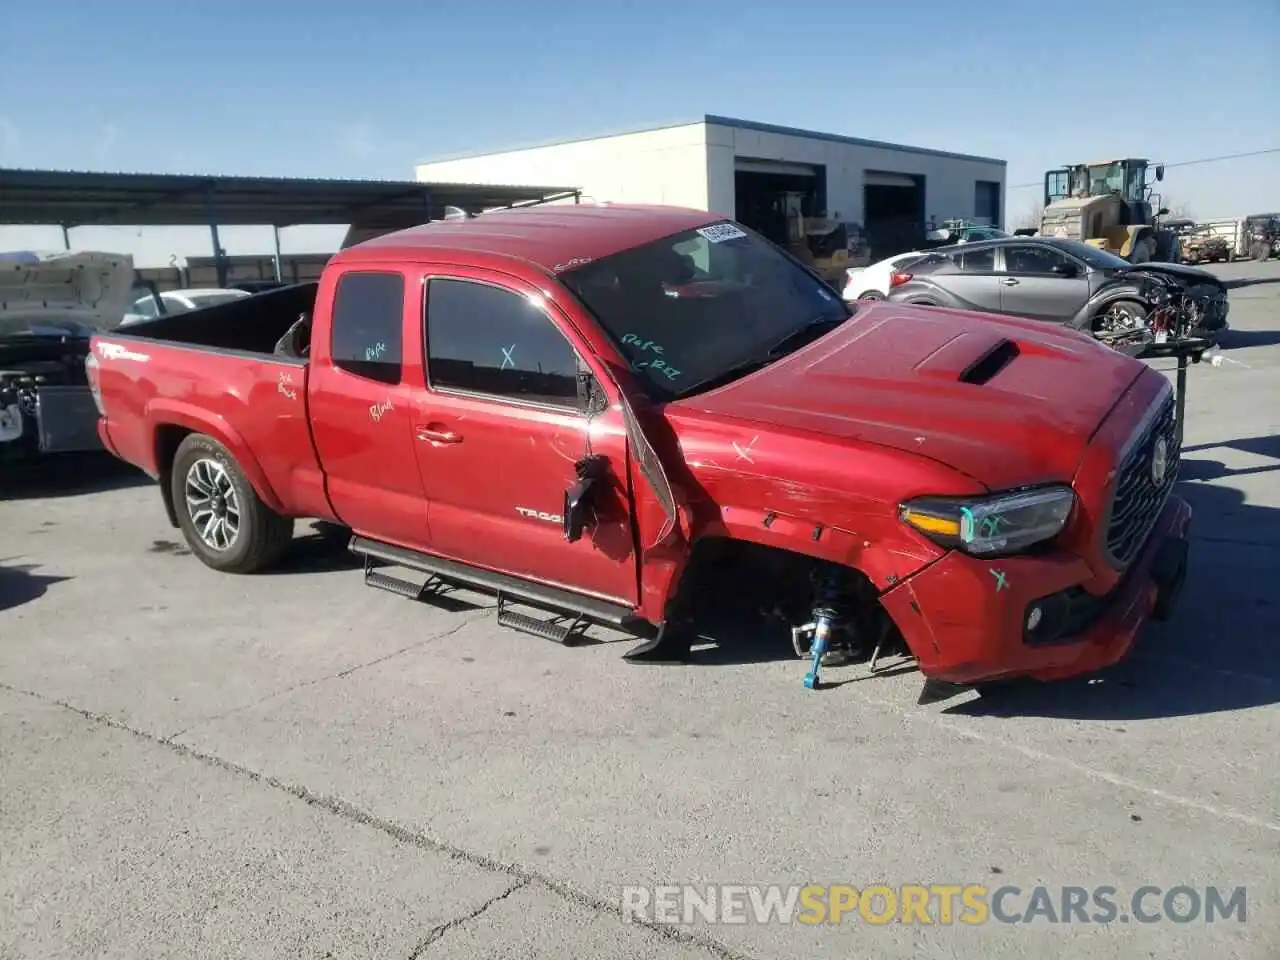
1, 260, 1278, 958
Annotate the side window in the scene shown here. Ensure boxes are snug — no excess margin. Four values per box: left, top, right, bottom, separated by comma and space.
1004, 245, 1072, 275
329, 271, 404, 385
957, 248, 995, 272
426, 278, 581, 409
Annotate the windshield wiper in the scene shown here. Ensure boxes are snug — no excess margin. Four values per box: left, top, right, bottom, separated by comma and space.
676, 311, 849, 398
761, 312, 848, 359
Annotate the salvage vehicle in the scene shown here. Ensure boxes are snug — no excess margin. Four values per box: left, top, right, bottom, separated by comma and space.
887, 236, 1229, 348
1039, 158, 1179, 263
840, 251, 931, 301
1, 250, 139, 465
1244, 213, 1280, 261
88, 205, 1192, 699
1167, 221, 1231, 265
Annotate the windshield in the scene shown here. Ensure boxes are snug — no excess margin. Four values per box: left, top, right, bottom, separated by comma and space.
559, 222, 849, 400
1048, 239, 1133, 271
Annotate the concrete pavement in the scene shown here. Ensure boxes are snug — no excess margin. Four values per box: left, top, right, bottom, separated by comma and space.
2, 260, 1278, 959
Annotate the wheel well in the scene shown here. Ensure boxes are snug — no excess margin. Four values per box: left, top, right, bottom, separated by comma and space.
155, 424, 193, 528
1091, 297, 1146, 331
672, 537, 904, 656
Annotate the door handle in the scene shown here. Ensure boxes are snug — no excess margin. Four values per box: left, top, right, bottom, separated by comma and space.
415, 423, 463, 444
1000, 277, 1020, 286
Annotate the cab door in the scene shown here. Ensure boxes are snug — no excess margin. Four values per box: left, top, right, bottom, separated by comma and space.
308, 266, 431, 546
407, 266, 639, 605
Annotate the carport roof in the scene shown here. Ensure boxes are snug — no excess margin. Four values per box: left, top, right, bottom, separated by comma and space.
0, 168, 581, 229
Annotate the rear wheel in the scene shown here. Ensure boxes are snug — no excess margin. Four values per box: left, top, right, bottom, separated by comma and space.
857, 290, 885, 301
170, 433, 294, 573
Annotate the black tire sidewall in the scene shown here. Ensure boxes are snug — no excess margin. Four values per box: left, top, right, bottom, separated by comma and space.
858, 291, 885, 301
171, 434, 262, 571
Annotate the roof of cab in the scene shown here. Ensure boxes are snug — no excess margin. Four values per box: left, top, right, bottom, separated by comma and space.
330, 203, 721, 274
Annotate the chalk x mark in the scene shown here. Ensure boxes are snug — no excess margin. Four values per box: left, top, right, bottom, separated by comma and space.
732, 435, 759, 464
989, 569, 1008, 591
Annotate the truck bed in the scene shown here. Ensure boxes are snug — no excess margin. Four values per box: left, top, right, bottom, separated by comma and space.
122, 282, 318, 356
92, 282, 334, 522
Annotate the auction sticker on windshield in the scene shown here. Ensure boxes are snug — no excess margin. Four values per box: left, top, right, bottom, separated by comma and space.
697, 223, 748, 244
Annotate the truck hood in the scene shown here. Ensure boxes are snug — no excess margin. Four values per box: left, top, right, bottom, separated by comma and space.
0, 250, 136, 338
670, 304, 1146, 490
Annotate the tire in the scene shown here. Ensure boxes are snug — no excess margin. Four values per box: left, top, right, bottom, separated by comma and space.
1095, 299, 1148, 335
170, 433, 294, 573
857, 290, 886, 301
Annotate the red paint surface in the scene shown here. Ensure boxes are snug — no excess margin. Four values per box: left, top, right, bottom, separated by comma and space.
91, 205, 1191, 684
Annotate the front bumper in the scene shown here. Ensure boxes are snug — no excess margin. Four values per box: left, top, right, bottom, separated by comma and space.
878, 496, 1192, 685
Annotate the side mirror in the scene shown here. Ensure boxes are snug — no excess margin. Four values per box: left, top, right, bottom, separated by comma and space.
1155, 165, 1165, 182
563, 454, 608, 542
1158, 207, 1170, 217
1051, 262, 1079, 277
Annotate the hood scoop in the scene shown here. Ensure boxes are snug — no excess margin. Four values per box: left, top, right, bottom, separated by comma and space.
915, 329, 1020, 386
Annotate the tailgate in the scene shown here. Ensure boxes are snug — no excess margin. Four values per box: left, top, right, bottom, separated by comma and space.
90, 334, 324, 515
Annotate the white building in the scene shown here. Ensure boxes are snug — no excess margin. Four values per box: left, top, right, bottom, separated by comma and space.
414, 115, 1006, 256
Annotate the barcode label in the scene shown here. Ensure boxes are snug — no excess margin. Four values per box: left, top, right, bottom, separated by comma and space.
697, 223, 748, 244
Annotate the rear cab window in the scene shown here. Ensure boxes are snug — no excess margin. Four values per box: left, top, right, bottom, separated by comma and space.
329, 271, 405, 384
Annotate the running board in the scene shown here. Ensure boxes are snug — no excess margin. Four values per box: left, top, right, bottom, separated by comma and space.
350, 536, 635, 641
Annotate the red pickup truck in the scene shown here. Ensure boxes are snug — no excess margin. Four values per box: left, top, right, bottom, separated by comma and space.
87, 204, 1190, 697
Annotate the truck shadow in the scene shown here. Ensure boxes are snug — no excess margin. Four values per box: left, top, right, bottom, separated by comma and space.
0, 453, 152, 501
0, 559, 72, 612
275, 521, 365, 575
945, 441, 1280, 721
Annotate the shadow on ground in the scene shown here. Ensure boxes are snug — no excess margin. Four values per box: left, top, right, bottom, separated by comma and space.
0, 559, 72, 612
0, 453, 152, 501
1217, 328, 1280, 350
947, 437, 1280, 721
1223, 275, 1280, 291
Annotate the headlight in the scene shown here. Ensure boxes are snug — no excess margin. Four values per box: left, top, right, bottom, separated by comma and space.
899, 486, 1075, 556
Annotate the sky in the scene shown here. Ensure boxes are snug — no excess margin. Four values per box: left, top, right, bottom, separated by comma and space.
1, 0, 1277, 266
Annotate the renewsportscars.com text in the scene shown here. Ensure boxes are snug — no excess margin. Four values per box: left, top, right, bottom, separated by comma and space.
621, 884, 1247, 926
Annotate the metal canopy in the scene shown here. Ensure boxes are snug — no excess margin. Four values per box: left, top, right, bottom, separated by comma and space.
0, 168, 581, 229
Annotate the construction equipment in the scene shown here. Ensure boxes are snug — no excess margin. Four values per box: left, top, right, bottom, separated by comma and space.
783, 192, 872, 284
1038, 158, 1179, 263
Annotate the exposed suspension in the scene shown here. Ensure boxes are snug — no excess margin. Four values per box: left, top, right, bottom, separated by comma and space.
791, 568, 860, 690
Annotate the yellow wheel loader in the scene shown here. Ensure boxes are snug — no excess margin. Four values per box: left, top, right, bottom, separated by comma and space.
1038, 158, 1180, 263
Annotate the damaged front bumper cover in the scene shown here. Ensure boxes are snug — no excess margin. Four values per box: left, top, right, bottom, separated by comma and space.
879, 495, 1192, 689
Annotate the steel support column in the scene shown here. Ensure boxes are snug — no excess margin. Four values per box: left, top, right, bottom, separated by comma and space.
272, 225, 283, 281
205, 186, 227, 287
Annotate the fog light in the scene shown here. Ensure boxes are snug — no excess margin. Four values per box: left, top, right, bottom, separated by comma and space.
1026, 605, 1044, 632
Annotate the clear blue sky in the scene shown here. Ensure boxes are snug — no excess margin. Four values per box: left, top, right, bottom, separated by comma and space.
2, 0, 1277, 264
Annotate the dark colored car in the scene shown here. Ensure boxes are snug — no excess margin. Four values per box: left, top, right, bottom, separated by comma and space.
887, 236, 1229, 343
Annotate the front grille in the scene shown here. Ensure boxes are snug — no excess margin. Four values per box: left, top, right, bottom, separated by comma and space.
1104, 394, 1178, 567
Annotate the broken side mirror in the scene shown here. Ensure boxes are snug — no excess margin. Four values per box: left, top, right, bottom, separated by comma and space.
563, 454, 608, 542
1051, 262, 1079, 277
1158, 207, 1170, 217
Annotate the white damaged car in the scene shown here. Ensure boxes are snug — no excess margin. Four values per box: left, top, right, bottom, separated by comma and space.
0, 250, 136, 464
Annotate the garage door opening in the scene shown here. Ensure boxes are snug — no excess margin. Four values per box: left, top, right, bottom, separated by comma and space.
733, 159, 826, 246
863, 171, 925, 260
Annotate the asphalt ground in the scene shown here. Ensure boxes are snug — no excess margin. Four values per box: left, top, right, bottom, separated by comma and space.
2, 259, 1278, 959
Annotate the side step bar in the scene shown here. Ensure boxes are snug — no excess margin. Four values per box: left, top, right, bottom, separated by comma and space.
350, 535, 637, 644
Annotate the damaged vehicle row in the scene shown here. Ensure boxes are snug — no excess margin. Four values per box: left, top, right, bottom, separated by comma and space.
87, 206, 1191, 698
